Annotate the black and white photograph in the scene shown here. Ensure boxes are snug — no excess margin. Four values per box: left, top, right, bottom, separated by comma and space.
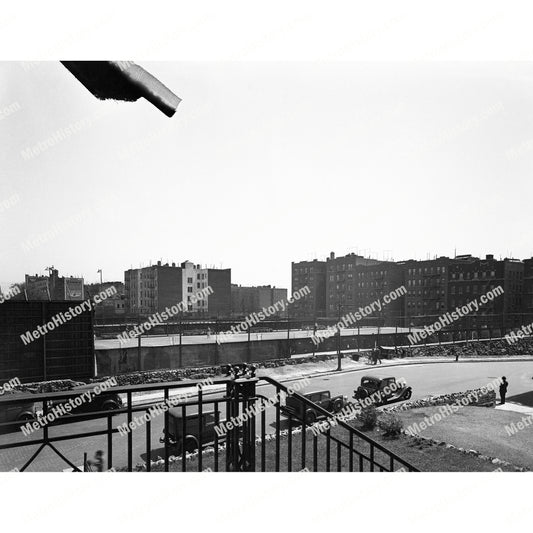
1, 1, 533, 530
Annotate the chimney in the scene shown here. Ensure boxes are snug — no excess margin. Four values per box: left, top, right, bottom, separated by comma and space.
157, 261, 161, 266
172, 262, 175, 267
330, 251, 335, 260
486, 254, 494, 261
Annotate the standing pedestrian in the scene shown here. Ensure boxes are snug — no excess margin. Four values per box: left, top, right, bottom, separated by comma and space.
451, 347, 459, 362
499, 376, 508, 404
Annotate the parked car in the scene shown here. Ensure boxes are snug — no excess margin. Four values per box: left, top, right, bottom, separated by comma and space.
49, 383, 122, 414
160, 409, 222, 454
281, 390, 348, 424
0, 395, 36, 431
353, 376, 412, 406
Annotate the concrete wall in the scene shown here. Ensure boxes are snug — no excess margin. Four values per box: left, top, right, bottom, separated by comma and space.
94, 331, 410, 377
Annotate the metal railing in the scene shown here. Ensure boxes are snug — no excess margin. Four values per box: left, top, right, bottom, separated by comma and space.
0, 372, 418, 472
260, 376, 417, 472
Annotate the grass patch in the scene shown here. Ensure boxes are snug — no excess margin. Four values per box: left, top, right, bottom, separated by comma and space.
134, 414, 517, 472
396, 405, 532, 471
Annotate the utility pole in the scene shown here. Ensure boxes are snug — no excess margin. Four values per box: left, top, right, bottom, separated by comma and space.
336, 302, 342, 371
286, 303, 291, 358
97, 269, 103, 285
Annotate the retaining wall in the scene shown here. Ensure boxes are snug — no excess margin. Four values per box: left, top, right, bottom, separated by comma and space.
94, 331, 410, 377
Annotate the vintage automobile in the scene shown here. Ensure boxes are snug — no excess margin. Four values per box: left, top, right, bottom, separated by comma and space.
49, 383, 122, 414
281, 390, 348, 424
0, 394, 36, 432
160, 408, 222, 454
353, 376, 412, 406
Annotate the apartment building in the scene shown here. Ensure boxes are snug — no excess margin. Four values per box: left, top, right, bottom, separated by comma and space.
231, 284, 288, 317
325, 252, 382, 318
25, 268, 84, 301
523, 257, 533, 318
448, 254, 523, 328
125, 261, 231, 317
205, 267, 231, 317
403, 257, 452, 323
292, 251, 527, 328
291, 259, 326, 318
85, 281, 125, 321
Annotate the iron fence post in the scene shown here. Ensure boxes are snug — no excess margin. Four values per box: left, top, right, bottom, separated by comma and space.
225, 377, 257, 472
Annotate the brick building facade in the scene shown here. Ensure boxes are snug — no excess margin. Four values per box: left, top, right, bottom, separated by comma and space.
291, 259, 326, 318
125, 261, 230, 318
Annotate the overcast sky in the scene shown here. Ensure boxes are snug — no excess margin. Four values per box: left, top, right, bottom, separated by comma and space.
1, 61, 533, 291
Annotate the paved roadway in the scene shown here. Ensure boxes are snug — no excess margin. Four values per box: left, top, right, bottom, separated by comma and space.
95, 326, 414, 349
1, 359, 531, 471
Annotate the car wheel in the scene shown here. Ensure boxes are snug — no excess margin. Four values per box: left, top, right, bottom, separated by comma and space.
305, 410, 317, 424
332, 399, 343, 412
184, 436, 199, 452
102, 401, 119, 411
17, 413, 33, 423
403, 389, 412, 400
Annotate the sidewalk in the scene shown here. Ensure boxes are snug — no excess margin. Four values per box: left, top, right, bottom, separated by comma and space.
495, 402, 533, 415
126, 354, 533, 407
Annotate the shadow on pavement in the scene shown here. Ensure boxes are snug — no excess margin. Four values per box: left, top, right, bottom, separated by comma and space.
507, 390, 533, 407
